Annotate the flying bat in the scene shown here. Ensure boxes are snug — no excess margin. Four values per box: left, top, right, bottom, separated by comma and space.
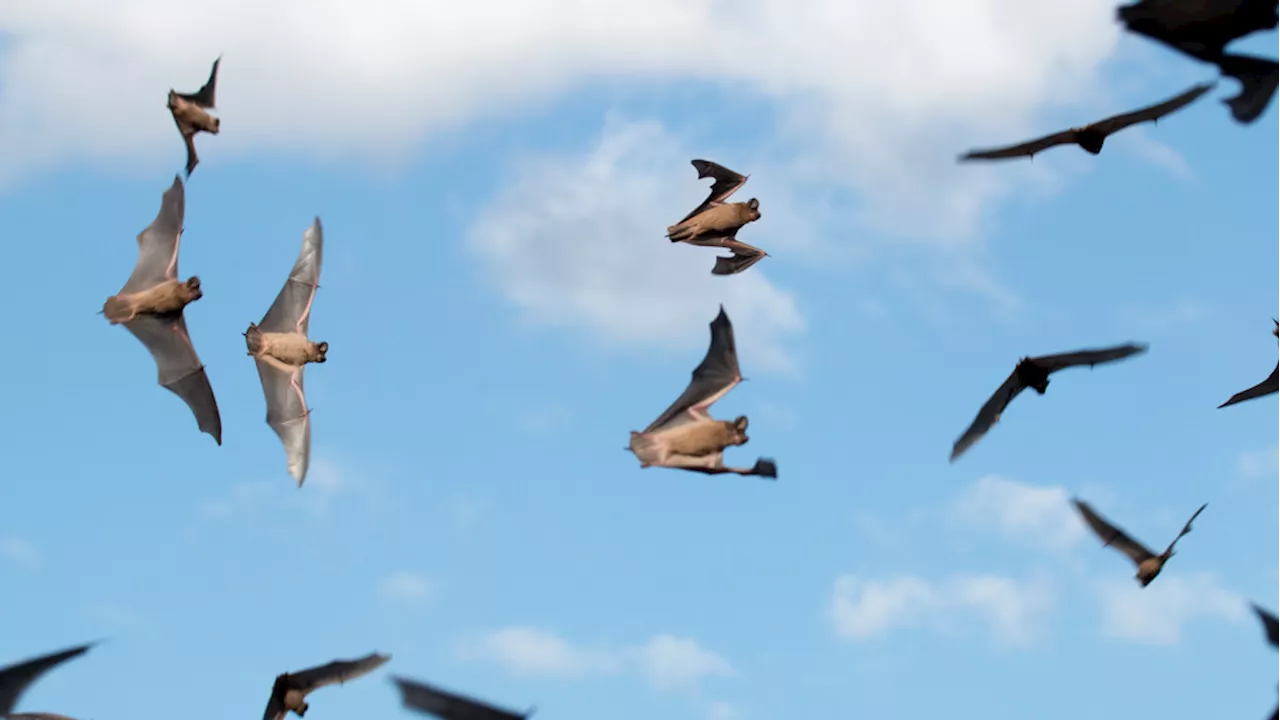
1253, 603, 1280, 720
168, 57, 222, 177
392, 675, 534, 720
958, 82, 1215, 161
263, 652, 390, 720
1119, 0, 1278, 60
1216, 52, 1279, 123
950, 343, 1148, 462
1072, 499, 1207, 586
246, 218, 327, 486
628, 306, 778, 479
666, 159, 769, 276
0, 642, 96, 717
1218, 319, 1278, 408
102, 175, 222, 444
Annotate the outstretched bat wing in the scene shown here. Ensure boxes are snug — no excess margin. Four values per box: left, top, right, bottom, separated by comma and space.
1219, 364, 1279, 407
254, 359, 309, 485
711, 245, 767, 276
1217, 52, 1279, 124
289, 653, 391, 694
1030, 343, 1150, 374
0, 643, 95, 714
120, 176, 184, 295
950, 370, 1026, 462
124, 314, 222, 445
175, 57, 221, 108
959, 129, 1079, 161
1252, 603, 1279, 648
177, 125, 201, 178
393, 676, 531, 720
259, 218, 323, 335
643, 306, 742, 434
1161, 502, 1208, 555
678, 159, 749, 223
1118, 0, 1278, 61
1072, 499, 1158, 567
1087, 82, 1216, 136
683, 457, 779, 479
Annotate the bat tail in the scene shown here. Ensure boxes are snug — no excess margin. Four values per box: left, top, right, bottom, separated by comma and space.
101, 296, 132, 324
244, 323, 265, 355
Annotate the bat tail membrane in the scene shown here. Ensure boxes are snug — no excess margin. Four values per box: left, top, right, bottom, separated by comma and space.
101, 296, 132, 324
244, 323, 265, 355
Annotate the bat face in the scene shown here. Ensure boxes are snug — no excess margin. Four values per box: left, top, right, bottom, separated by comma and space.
746, 197, 760, 218
1014, 358, 1051, 394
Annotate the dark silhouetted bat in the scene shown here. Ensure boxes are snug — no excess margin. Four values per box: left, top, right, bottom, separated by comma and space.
628, 306, 778, 479
666, 160, 769, 276
1119, 0, 1278, 60
1253, 604, 1279, 647
958, 83, 1215, 160
169, 57, 222, 177
392, 675, 534, 720
246, 218, 327, 486
1218, 320, 1279, 408
102, 175, 222, 444
950, 343, 1148, 462
0, 642, 96, 716
263, 652, 390, 720
1073, 499, 1207, 586
1216, 52, 1279, 123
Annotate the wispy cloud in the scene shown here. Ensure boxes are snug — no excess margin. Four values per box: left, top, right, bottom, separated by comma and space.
952, 475, 1086, 551
379, 571, 434, 607
465, 626, 734, 693
1117, 299, 1210, 334
0, 535, 42, 569
1237, 445, 1279, 480
196, 458, 364, 521
1095, 572, 1249, 645
1122, 128, 1195, 181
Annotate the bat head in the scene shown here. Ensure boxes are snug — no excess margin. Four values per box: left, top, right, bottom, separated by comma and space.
312, 341, 329, 363
210, 115, 221, 133
183, 276, 203, 302
1014, 357, 1050, 394
166, 90, 179, 109
746, 197, 761, 220
730, 415, 750, 445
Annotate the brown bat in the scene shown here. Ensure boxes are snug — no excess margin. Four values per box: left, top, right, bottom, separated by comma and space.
168, 57, 221, 177
102, 175, 222, 444
246, 218, 326, 486
950, 343, 1148, 462
1218, 319, 1279, 408
628, 306, 777, 479
666, 159, 769, 276
393, 675, 534, 720
958, 82, 1215, 161
1072, 498, 1207, 586
263, 652, 390, 720
0, 642, 96, 718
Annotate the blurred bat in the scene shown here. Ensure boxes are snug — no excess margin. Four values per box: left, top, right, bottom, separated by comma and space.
168, 57, 222, 177
1073, 499, 1207, 586
1218, 320, 1279, 408
0, 642, 96, 717
666, 160, 769, 276
392, 675, 534, 720
263, 652, 390, 720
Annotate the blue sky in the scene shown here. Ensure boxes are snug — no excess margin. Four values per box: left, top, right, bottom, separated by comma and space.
0, 2, 1276, 720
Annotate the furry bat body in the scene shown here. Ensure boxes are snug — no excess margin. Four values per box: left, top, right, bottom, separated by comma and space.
1218, 320, 1279, 408
393, 675, 534, 720
103, 175, 222, 444
629, 306, 777, 479
247, 218, 327, 486
666, 160, 769, 275
169, 57, 222, 177
950, 343, 1148, 462
959, 82, 1214, 160
1072, 499, 1206, 586
0, 643, 96, 718
263, 653, 390, 720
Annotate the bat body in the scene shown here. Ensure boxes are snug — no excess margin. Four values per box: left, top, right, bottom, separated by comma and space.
262, 653, 389, 720
628, 306, 778, 479
950, 343, 1148, 462
247, 218, 326, 486
1072, 499, 1206, 586
168, 57, 221, 177
0, 643, 95, 717
1218, 320, 1279, 408
959, 83, 1214, 161
103, 175, 222, 444
393, 675, 533, 720
666, 160, 769, 276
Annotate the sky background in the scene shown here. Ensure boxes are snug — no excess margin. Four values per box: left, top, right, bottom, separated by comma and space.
0, 2, 1277, 719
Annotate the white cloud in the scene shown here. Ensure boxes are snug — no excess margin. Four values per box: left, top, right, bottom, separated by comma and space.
196, 457, 359, 520
705, 701, 740, 720
467, 118, 805, 370
468, 626, 733, 692
830, 572, 1052, 648
0, 535, 42, 569
1096, 572, 1249, 646
952, 475, 1086, 551
1237, 445, 1279, 479
379, 571, 433, 606
0, 0, 1125, 243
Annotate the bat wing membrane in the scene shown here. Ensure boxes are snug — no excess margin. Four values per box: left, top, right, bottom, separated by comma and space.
1030, 343, 1148, 373
677, 159, 749, 223
259, 218, 324, 335
1073, 499, 1158, 566
289, 654, 391, 693
1252, 603, 1279, 647
1087, 82, 1215, 136
124, 314, 222, 444
960, 129, 1079, 161
393, 676, 530, 720
176, 57, 220, 107
0, 643, 95, 714
1218, 364, 1278, 408
120, 176, 185, 295
950, 370, 1025, 462
254, 358, 309, 484
643, 306, 742, 434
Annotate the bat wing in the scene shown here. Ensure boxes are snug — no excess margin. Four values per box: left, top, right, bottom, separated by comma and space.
288, 653, 391, 693
7, 713, 84, 720
393, 676, 531, 720
1161, 502, 1208, 555
1218, 364, 1279, 408
643, 306, 742, 434
254, 358, 309, 485
0, 643, 95, 714
677, 159, 749, 223
1030, 343, 1149, 374
259, 218, 323, 335
1086, 82, 1216, 136
175, 56, 220, 108
959, 129, 1079, 161
711, 244, 768, 276
124, 314, 222, 444
1217, 52, 1279, 124
1251, 603, 1279, 647
950, 369, 1026, 462
1072, 499, 1158, 566
119, 176, 185, 295
181, 127, 200, 178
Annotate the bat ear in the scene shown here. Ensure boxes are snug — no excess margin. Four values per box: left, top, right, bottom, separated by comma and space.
735, 415, 748, 431
748, 198, 759, 210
